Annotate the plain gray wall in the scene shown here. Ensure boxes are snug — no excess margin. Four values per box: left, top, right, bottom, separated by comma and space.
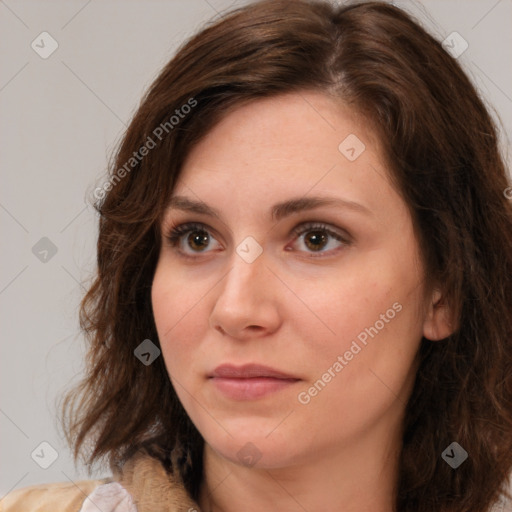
1, 0, 511, 498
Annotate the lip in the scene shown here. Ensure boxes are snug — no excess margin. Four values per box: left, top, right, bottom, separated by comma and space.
209, 364, 300, 400
210, 363, 298, 380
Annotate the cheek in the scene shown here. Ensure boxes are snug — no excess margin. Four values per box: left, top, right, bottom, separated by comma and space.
285, 260, 402, 356
151, 263, 209, 373
293, 298, 421, 443
291, 251, 424, 404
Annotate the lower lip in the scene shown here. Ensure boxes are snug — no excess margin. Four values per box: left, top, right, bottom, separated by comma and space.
210, 377, 299, 400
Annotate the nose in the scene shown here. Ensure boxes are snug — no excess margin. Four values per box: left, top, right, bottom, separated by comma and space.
209, 250, 282, 340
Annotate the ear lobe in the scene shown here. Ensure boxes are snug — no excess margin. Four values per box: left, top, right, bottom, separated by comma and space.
422, 289, 458, 341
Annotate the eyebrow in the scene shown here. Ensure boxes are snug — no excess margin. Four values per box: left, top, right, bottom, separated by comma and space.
165, 195, 373, 221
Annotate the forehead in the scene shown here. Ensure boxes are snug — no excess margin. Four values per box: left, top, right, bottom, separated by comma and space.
167, 91, 404, 224
181, 92, 374, 168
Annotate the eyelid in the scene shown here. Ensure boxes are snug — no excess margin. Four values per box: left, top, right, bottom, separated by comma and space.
290, 221, 351, 243
165, 221, 222, 259
288, 221, 351, 258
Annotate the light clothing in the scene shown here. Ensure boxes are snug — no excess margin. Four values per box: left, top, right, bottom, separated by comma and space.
0, 451, 201, 512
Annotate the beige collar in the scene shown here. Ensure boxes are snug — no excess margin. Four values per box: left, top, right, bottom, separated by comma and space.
115, 451, 202, 512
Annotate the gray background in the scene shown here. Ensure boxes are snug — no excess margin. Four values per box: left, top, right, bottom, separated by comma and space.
1, 0, 511, 497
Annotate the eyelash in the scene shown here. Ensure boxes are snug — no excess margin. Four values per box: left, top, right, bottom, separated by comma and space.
165, 221, 351, 260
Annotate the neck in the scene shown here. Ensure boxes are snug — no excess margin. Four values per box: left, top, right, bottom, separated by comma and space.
198, 424, 401, 512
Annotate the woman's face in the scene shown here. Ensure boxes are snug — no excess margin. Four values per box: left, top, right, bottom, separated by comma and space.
152, 91, 444, 470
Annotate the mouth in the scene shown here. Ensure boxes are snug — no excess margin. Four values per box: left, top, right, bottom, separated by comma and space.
208, 363, 301, 400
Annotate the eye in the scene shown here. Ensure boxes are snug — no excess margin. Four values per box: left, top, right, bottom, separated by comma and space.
165, 221, 350, 260
165, 222, 221, 257
289, 222, 350, 257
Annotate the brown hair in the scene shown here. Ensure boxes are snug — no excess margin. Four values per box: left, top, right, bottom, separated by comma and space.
62, 1, 512, 510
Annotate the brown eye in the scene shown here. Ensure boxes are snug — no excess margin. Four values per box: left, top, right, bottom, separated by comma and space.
304, 231, 328, 251
290, 222, 350, 257
187, 231, 210, 251
166, 222, 221, 257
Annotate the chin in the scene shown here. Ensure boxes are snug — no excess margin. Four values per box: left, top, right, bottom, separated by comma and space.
199, 418, 304, 470
210, 438, 293, 469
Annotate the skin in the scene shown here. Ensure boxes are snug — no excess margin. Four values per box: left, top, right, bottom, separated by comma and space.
151, 91, 454, 512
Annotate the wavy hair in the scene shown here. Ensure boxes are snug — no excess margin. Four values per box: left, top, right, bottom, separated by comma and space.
62, 1, 512, 510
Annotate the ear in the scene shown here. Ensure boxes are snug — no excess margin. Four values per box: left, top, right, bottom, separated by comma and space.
422, 288, 458, 341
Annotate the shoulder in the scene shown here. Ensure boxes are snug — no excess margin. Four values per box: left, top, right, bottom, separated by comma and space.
0, 449, 201, 512
0, 479, 136, 512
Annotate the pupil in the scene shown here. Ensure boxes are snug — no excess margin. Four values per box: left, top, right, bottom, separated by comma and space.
306, 231, 327, 251
188, 231, 209, 251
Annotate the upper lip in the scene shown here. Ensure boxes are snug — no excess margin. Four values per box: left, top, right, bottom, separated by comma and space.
210, 364, 299, 380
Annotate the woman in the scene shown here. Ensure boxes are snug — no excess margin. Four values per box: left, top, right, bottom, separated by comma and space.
3, 0, 512, 511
